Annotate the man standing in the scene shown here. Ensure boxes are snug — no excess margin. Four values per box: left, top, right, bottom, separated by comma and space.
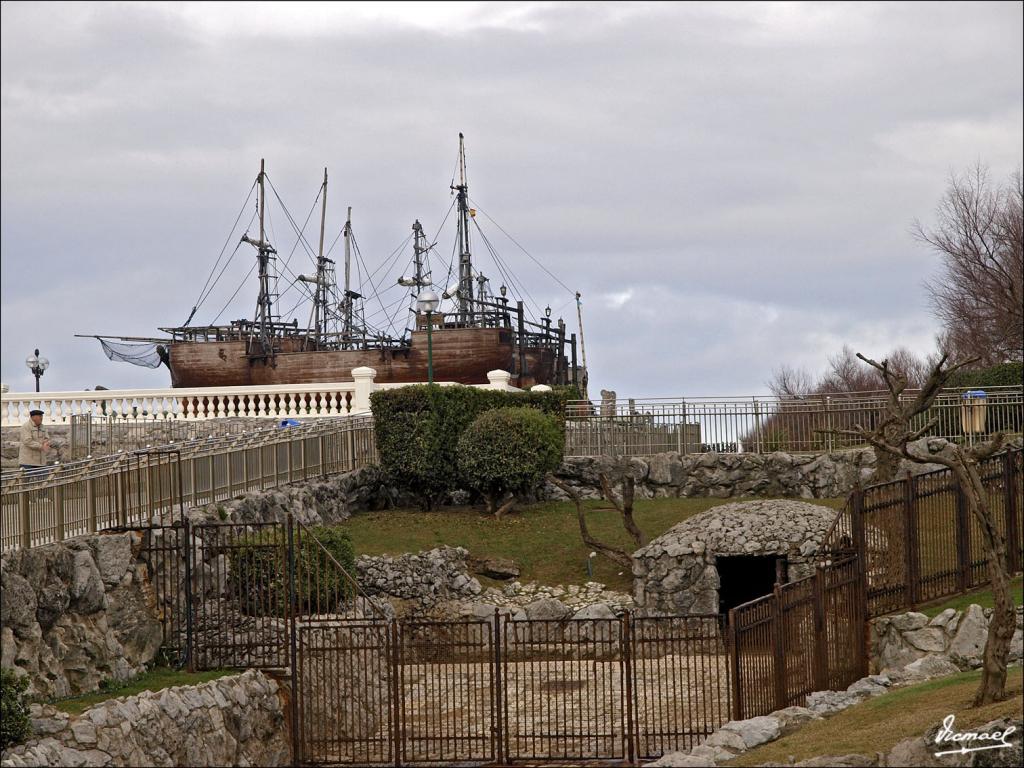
19, 409, 50, 470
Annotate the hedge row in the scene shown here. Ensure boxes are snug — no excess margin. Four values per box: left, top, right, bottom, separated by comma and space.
370, 385, 571, 508
946, 362, 1023, 389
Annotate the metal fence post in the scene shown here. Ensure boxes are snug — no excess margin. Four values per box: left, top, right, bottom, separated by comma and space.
813, 567, 828, 692
903, 471, 919, 608
183, 517, 194, 672
727, 608, 742, 721
771, 585, 786, 711
1004, 452, 1020, 573
753, 398, 762, 455
86, 477, 97, 533
493, 609, 505, 766
319, 434, 327, 479
391, 620, 403, 768
54, 485, 65, 542
956, 483, 971, 593
287, 513, 300, 765
20, 492, 31, 549
621, 611, 636, 764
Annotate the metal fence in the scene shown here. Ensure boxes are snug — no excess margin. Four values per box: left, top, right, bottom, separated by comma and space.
728, 557, 865, 720
0, 415, 377, 552
565, 385, 1023, 457
138, 514, 734, 765
821, 449, 1023, 618
68, 413, 253, 459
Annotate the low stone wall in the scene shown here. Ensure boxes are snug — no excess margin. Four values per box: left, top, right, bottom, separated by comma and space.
547, 448, 946, 501
870, 605, 1024, 674
0, 670, 290, 767
0, 532, 163, 699
355, 546, 483, 606
190, 465, 394, 527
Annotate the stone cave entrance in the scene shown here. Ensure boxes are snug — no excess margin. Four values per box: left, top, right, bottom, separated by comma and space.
716, 555, 784, 614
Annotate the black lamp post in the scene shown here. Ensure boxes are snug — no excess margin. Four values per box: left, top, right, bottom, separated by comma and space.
25, 349, 49, 392
417, 291, 440, 384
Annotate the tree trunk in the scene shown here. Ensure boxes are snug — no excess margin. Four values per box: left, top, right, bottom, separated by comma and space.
957, 463, 1015, 705
494, 493, 516, 520
598, 473, 647, 548
549, 475, 633, 570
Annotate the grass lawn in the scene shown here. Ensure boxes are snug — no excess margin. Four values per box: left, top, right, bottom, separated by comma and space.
917, 576, 1024, 618
731, 666, 1024, 766
53, 667, 234, 716
339, 496, 845, 592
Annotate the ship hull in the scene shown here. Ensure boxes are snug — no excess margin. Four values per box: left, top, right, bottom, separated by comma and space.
167, 327, 565, 389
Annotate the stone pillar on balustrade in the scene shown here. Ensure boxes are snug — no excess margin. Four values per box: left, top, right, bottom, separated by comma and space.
350, 367, 378, 414
531, 384, 552, 393
487, 370, 513, 391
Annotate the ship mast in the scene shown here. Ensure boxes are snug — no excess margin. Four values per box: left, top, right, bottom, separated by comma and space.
412, 219, 427, 288
314, 167, 328, 347
452, 133, 474, 326
241, 158, 278, 357
342, 206, 353, 349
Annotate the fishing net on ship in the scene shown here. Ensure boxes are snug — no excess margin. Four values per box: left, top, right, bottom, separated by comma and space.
98, 339, 167, 369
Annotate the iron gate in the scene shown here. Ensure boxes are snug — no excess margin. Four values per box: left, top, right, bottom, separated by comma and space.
295, 614, 730, 766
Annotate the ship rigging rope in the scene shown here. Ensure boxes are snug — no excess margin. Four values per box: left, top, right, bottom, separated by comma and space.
472, 218, 544, 321
468, 197, 575, 296
350, 230, 401, 339
263, 185, 323, 309
183, 179, 258, 325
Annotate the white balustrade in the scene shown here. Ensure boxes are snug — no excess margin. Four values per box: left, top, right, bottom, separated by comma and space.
0, 369, 529, 426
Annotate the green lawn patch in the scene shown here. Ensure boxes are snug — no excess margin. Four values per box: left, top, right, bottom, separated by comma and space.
919, 576, 1024, 618
339, 496, 845, 591
53, 667, 233, 716
730, 666, 1024, 766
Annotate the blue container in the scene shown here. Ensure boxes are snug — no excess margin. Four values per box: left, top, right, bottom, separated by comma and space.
961, 390, 987, 399
279, 418, 302, 428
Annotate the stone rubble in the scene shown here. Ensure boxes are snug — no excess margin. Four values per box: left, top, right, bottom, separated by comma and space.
0, 670, 289, 767
870, 605, 1024, 675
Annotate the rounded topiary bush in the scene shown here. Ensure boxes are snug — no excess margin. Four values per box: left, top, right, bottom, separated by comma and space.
1, 668, 31, 750
457, 406, 564, 517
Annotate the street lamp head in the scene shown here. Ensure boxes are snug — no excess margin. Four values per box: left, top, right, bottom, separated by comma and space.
416, 290, 440, 314
25, 351, 48, 371
499, 284, 507, 297
544, 305, 552, 319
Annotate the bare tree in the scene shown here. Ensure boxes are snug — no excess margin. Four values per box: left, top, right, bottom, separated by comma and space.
547, 475, 633, 569
768, 364, 815, 399
917, 165, 1024, 366
837, 352, 1014, 705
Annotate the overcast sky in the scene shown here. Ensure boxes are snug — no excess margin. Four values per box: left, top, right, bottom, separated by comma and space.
2, 1, 1021, 397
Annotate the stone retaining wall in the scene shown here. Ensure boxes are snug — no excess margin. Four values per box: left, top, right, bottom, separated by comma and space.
355, 546, 483, 606
189, 465, 394, 527
0, 670, 290, 767
870, 605, 1024, 674
547, 447, 948, 501
0, 532, 163, 699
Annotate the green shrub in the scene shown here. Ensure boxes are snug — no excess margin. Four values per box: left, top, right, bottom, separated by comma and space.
946, 362, 1023, 389
371, 385, 569, 509
227, 526, 356, 616
1, 668, 31, 750
457, 407, 564, 515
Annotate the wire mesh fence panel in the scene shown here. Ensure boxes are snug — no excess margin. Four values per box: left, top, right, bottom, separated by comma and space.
296, 620, 395, 766
729, 596, 778, 720
630, 616, 731, 759
398, 620, 496, 765
850, 449, 1023, 617
138, 523, 191, 667
822, 558, 866, 690
189, 522, 291, 670
502, 618, 626, 762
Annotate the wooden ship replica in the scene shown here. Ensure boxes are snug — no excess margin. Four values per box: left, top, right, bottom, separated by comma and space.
86, 136, 585, 390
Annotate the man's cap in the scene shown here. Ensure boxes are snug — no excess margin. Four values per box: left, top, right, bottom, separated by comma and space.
29, 409, 44, 416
